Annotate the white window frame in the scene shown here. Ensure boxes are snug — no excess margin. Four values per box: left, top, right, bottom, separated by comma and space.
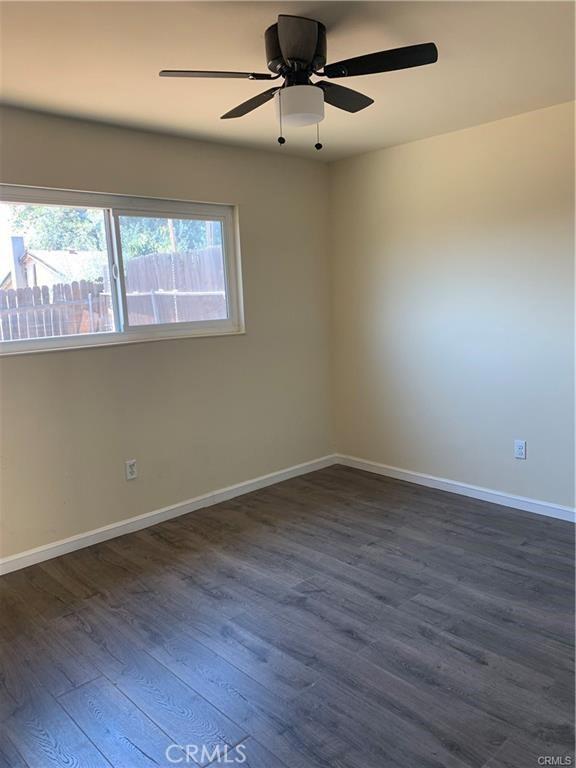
0, 184, 244, 355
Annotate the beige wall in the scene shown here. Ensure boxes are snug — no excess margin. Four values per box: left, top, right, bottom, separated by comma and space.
0, 107, 333, 557
1, 101, 573, 559
330, 102, 575, 507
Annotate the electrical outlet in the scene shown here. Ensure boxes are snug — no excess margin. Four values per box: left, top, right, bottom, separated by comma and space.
514, 440, 526, 460
125, 459, 138, 480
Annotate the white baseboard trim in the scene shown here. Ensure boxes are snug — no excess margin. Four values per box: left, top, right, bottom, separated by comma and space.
335, 454, 575, 524
0, 455, 338, 576
2, 451, 572, 575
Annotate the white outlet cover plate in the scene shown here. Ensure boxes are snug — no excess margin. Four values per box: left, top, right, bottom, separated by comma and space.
514, 440, 526, 460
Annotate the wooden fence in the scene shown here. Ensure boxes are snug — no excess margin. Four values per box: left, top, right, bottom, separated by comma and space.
124, 246, 227, 324
125, 246, 225, 293
0, 248, 228, 341
0, 280, 112, 341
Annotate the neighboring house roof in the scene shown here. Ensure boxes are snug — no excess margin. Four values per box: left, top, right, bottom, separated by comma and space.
26, 250, 106, 282
1, 249, 107, 290
24, 251, 67, 279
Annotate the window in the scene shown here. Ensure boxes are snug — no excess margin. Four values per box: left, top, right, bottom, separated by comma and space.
116, 214, 227, 327
0, 186, 243, 354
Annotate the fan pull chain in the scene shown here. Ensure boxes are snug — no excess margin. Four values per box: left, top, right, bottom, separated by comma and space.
315, 122, 323, 151
277, 91, 286, 145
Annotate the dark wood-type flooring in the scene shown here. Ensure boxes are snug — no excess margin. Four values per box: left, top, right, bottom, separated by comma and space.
0, 465, 574, 768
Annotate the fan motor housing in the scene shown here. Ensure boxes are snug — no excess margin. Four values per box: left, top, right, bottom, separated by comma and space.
265, 21, 326, 74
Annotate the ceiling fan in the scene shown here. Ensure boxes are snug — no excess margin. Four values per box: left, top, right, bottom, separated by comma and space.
160, 15, 438, 148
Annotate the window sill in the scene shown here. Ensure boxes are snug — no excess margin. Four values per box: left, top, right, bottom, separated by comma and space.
0, 323, 246, 357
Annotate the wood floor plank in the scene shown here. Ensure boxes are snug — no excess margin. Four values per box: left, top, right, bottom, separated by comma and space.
359, 608, 571, 745
0, 622, 99, 705
481, 734, 575, 768
57, 608, 247, 765
234, 606, 509, 768
402, 592, 574, 680
230, 738, 289, 768
0, 581, 45, 643
408, 579, 574, 646
0, 665, 110, 768
298, 677, 473, 768
147, 627, 346, 763
0, 732, 28, 768
37, 545, 154, 604
85, 601, 352, 768
59, 677, 185, 767
0, 568, 81, 622
0, 631, 97, 725
106, 590, 318, 697
106, 533, 304, 624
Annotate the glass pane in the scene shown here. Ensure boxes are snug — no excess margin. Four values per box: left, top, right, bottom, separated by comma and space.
0, 202, 114, 342
117, 215, 228, 327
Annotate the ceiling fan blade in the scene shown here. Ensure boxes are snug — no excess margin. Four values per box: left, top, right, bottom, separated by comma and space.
277, 15, 318, 65
221, 87, 279, 119
159, 70, 274, 81
323, 42, 438, 78
316, 82, 374, 113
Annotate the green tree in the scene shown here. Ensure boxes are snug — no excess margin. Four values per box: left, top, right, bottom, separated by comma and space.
10, 204, 106, 251
8, 204, 221, 259
118, 216, 218, 260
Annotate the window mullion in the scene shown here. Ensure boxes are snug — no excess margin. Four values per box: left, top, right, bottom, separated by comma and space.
104, 209, 127, 332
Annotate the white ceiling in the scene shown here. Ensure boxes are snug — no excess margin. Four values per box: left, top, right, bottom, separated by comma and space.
0, 1, 573, 161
